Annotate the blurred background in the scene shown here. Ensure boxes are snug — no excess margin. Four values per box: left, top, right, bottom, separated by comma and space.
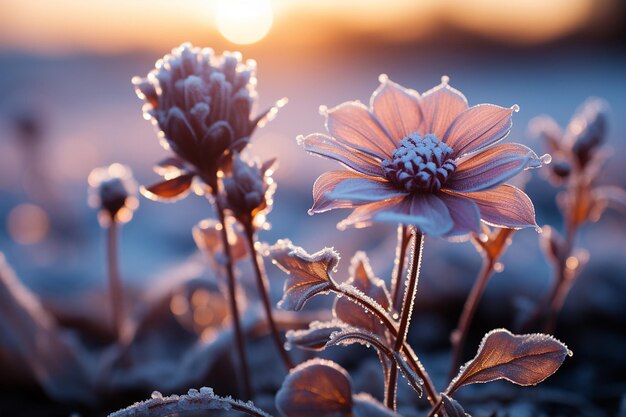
0, 0, 625, 414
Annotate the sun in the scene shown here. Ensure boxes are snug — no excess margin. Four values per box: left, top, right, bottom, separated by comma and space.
215, 0, 273, 45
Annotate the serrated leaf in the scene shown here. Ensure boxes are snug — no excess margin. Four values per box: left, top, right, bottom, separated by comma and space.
285, 320, 346, 351
269, 240, 340, 311
441, 394, 470, 417
333, 252, 391, 337
447, 329, 572, 394
276, 359, 352, 417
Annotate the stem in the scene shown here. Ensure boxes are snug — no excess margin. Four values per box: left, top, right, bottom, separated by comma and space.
243, 224, 294, 370
385, 366, 398, 409
335, 284, 439, 405
213, 197, 253, 400
448, 257, 495, 381
391, 225, 410, 311
106, 221, 125, 341
428, 398, 443, 417
395, 229, 424, 351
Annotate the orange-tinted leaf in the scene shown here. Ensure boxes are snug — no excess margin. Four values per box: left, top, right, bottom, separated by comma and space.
447, 329, 571, 394
285, 320, 346, 351
276, 359, 352, 417
333, 252, 391, 337
193, 218, 247, 265
270, 240, 339, 311
442, 394, 470, 417
140, 173, 195, 202
153, 156, 187, 177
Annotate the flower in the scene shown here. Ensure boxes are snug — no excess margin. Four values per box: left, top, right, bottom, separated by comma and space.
300, 76, 548, 237
221, 153, 277, 229
88, 163, 139, 226
133, 43, 285, 199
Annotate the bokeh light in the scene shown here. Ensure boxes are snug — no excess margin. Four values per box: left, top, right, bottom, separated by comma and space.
7, 204, 50, 245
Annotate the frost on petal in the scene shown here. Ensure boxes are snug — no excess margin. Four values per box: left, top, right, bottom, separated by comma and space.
447, 329, 571, 395
300, 133, 384, 177
465, 185, 537, 229
370, 76, 423, 143
444, 104, 515, 157
269, 240, 340, 311
140, 173, 195, 202
447, 143, 542, 192
372, 194, 454, 236
438, 192, 481, 236
419, 77, 469, 139
334, 252, 391, 336
276, 359, 353, 417
310, 171, 405, 214
325, 101, 396, 158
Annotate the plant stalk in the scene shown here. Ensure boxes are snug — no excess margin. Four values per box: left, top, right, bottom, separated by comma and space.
244, 224, 294, 370
106, 220, 126, 342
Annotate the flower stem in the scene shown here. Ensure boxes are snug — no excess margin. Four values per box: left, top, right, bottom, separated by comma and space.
385, 365, 398, 410
214, 197, 253, 400
106, 220, 126, 342
448, 257, 495, 381
394, 229, 424, 351
243, 224, 294, 370
387, 228, 425, 409
391, 225, 410, 311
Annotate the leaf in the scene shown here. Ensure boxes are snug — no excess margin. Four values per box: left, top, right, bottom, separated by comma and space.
140, 173, 195, 202
269, 240, 340, 311
276, 359, 352, 417
152, 156, 187, 177
285, 320, 346, 351
352, 393, 400, 417
393, 352, 423, 397
441, 394, 471, 417
333, 252, 391, 336
591, 185, 626, 220
447, 329, 572, 394
192, 218, 248, 265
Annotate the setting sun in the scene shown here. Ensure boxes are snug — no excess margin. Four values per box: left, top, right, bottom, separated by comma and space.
215, 0, 273, 45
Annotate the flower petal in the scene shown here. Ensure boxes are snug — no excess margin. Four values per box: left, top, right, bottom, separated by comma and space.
339, 194, 454, 236
310, 171, 405, 214
325, 101, 396, 158
300, 133, 384, 177
465, 185, 537, 229
370, 75, 423, 142
444, 104, 515, 157
447, 143, 542, 192
419, 77, 469, 138
439, 192, 481, 236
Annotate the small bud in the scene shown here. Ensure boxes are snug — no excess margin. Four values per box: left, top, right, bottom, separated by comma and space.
88, 163, 139, 226
567, 98, 609, 167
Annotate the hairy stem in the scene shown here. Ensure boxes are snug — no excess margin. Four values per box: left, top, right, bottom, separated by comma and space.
395, 229, 424, 350
106, 221, 126, 342
244, 224, 294, 370
391, 225, 410, 311
448, 257, 495, 380
335, 284, 438, 405
213, 197, 253, 400
385, 365, 398, 409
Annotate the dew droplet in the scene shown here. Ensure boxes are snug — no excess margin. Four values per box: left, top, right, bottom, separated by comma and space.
318, 105, 328, 116
441, 75, 450, 85
151, 391, 163, 399
378, 73, 389, 83
541, 153, 552, 165
494, 262, 504, 273
511, 104, 521, 112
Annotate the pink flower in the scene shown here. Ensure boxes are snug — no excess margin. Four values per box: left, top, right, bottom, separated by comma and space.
301, 76, 548, 237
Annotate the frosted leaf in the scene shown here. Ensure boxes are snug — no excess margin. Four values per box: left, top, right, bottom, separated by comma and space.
441, 394, 471, 417
327, 326, 389, 353
108, 386, 273, 417
286, 320, 346, 351
352, 393, 400, 417
393, 352, 423, 397
334, 252, 392, 337
269, 240, 340, 311
276, 359, 352, 417
447, 329, 572, 395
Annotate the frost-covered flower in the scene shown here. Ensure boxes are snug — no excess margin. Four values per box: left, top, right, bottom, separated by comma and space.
88, 163, 139, 226
301, 76, 548, 237
221, 153, 276, 229
133, 43, 284, 199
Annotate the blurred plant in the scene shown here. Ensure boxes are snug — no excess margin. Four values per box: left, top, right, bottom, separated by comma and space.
88, 163, 138, 342
524, 98, 626, 332
133, 43, 288, 398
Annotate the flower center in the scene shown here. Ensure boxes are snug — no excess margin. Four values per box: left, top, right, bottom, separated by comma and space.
382, 133, 457, 193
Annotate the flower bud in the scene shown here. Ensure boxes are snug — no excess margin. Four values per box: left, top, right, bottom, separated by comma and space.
88, 164, 139, 226
567, 98, 609, 167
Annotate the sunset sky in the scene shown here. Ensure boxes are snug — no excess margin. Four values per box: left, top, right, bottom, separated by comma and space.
0, 0, 619, 55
